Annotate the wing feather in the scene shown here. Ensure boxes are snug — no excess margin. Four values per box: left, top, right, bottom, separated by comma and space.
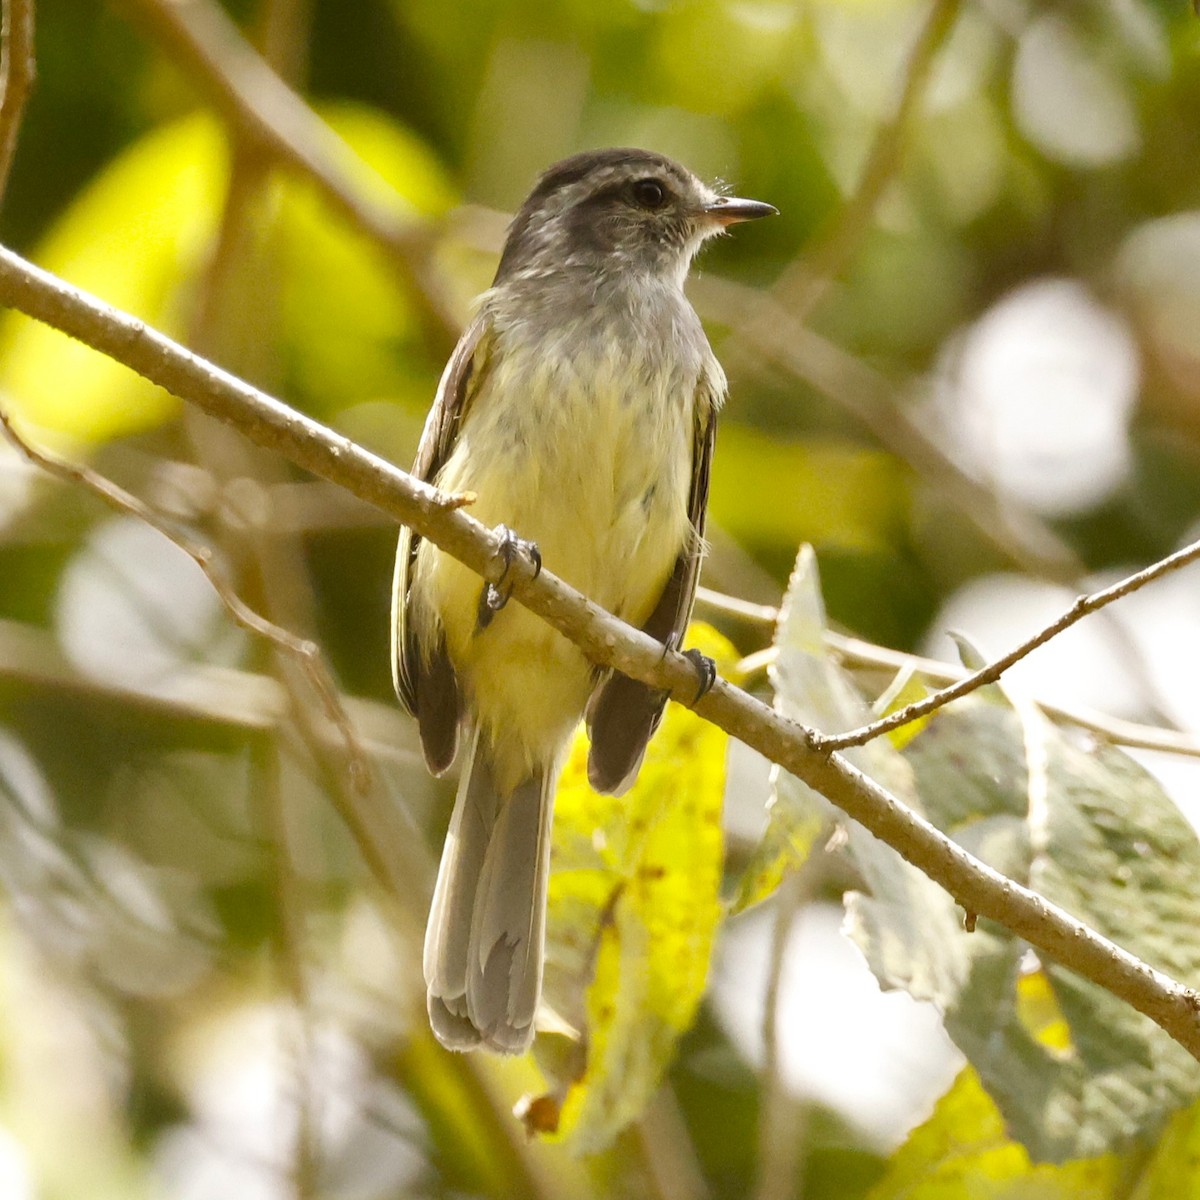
391, 315, 492, 772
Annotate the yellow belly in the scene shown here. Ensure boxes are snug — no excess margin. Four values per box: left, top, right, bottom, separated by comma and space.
412, 341, 695, 792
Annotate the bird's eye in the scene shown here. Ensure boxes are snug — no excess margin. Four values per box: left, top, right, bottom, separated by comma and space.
631, 178, 667, 209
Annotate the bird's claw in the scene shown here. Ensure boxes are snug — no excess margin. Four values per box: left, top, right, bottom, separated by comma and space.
662, 633, 717, 704
477, 525, 541, 631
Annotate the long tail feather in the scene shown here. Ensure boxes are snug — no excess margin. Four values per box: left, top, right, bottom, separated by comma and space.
423, 730, 554, 1054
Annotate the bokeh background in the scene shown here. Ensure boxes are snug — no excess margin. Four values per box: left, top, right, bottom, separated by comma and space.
3, 0, 1200, 1196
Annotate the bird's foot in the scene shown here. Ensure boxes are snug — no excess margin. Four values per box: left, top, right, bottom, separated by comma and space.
663, 632, 717, 704
477, 525, 542, 631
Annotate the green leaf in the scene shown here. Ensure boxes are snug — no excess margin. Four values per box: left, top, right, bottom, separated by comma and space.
730, 545, 939, 926
742, 545, 1200, 1161
879, 697, 1200, 1160
539, 622, 732, 1154
0, 114, 227, 443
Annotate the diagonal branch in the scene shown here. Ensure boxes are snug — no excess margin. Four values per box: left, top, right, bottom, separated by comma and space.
0, 242, 1198, 1058
767, 0, 962, 325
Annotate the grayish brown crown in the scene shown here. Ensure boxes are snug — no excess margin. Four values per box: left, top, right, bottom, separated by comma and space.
494, 148, 770, 287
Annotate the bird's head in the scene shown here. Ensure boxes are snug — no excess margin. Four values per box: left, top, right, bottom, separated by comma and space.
496, 148, 776, 288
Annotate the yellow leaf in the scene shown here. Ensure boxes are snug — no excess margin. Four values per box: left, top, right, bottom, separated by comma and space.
541, 622, 733, 1154
710, 426, 907, 554
274, 103, 458, 415
873, 667, 932, 751
0, 114, 227, 443
869, 1069, 1122, 1199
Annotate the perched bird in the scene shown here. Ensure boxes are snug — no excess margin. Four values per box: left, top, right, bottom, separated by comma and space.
392, 148, 775, 1053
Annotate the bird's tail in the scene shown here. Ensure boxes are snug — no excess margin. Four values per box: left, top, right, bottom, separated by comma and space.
423, 726, 555, 1054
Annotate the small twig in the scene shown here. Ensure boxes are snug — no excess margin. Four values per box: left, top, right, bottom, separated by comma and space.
819, 539, 1200, 752
0, 407, 373, 791
826, 631, 1200, 760
768, 0, 962, 325
696, 586, 778, 626
0, 0, 33, 202
2, 245, 1199, 1059
705, 587, 1200, 761
124, 0, 458, 346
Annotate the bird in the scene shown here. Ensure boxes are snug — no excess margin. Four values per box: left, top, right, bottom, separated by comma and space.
391, 147, 775, 1053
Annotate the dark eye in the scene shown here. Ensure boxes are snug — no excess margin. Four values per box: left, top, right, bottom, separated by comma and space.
631, 178, 667, 209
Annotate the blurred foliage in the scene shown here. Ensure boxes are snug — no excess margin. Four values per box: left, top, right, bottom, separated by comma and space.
4, 0, 1200, 1198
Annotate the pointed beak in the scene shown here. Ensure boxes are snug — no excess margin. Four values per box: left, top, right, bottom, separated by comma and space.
704, 196, 779, 227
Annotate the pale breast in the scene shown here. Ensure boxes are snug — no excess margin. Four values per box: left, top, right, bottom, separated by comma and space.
413, 282, 715, 773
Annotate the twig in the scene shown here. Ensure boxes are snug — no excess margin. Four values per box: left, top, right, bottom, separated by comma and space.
1, 246, 1199, 1059
826, 631, 1200, 760
123, 0, 458, 346
706, 589, 1200, 761
767, 0, 962, 325
0, 406, 373, 792
0, 613, 421, 759
0, 0, 34, 202
696, 586, 778, 626
818, 540, 1200, 752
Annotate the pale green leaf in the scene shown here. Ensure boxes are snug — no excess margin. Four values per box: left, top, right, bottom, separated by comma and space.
876, 695, 1200, 1160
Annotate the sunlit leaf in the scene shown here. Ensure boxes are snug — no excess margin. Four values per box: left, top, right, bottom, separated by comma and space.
274, 102, 457, 416
0, 114, 227, 443
868, 1068, 1122, 1199
539, 623, 732, 1153
872, 667, 932, 751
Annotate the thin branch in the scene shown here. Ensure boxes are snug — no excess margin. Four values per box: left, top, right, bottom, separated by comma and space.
1, 245, 1199, 1059
696, 585, 778, 626
0, 0, 34, 201
0, 406, 373, 792
704, 588, 1200, 761
818, 540, 1200, 752
124, 0, 458, 345
768, 0, 962, 325
0, 613, 422, 759
826, 631, 1200, 761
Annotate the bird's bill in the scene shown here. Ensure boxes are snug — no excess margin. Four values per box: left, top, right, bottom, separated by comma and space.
704, 196, 779, 226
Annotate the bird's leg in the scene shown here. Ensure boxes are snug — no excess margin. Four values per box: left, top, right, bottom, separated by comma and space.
662, 632, 716, 704
477, 524, 542, 631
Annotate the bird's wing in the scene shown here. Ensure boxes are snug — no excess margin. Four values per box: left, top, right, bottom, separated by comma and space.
586, 384, 717, 794
392, 314, 493, 774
